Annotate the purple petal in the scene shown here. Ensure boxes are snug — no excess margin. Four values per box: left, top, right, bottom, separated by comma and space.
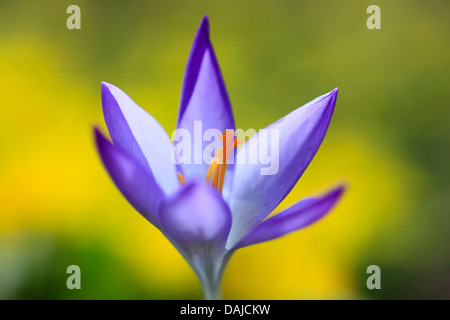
160, 183, 231, 252
102, 82, 179, 195
94, 128, 165, 229
226, 88, 339, 248
175, 15, 235, 182
234, 185, 345, 249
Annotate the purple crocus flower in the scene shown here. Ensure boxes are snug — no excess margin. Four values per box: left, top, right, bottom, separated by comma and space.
94, 16, 345, 299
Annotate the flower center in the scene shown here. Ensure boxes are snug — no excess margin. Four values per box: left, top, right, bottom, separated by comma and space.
177, 130, 243, 194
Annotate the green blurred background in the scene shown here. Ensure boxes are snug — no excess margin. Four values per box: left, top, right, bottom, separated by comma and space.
0, 0, 449, 299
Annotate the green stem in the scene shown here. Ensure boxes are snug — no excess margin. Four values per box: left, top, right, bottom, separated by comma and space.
199, 249, 234, 300
201, 277, 222, 300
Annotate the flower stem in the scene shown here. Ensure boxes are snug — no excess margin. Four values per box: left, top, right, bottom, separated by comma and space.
201, 277, 221, 300
199, 249, 234, 300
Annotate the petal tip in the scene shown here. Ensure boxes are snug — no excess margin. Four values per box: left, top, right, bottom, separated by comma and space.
324, 184, 347, 207
101, 82, 112, 101
192, 15, 210, 44
93, 127, 111, 151
101, 82, 125, 117
327, 87, 339, 99
199, 15, 210, 33
93, 125, 103, 141
101, 81, 116, 95
319, 87, 339, 112
333, 184, 347, 198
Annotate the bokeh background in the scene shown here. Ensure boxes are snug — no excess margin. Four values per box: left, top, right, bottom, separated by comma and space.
0, 0, 449, 299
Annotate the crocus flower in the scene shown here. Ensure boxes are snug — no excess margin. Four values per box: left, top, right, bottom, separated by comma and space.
94, 15, 345, 299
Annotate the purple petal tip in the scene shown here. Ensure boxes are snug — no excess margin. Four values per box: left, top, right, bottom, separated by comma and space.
101, 81, 114, 95
331, 184, 346, 199
200, 15, 210, 32
328, 87, 339, 99
101, 82, 111, 101
194, 17, 209, 42
93, 127, 110, 151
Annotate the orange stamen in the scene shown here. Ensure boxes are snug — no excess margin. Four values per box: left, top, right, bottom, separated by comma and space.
205, 160, 215, 183
177, 172, 186, 185
212, 163, 220, 189
180, 130, 243, 193
206, 130, 243, 194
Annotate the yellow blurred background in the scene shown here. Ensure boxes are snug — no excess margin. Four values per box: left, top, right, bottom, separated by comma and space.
0, 0, 449, 299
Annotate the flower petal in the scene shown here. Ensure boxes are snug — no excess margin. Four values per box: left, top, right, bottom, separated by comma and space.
234, 185, 345, 249
102, 82, 178, 195
176, 15, 235, 182
160, 183, 231, 252
226, 88, 339, 248
94, 128, 165, 229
